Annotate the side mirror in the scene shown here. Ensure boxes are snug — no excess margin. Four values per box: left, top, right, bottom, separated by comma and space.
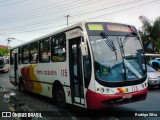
80, 42, 88, 56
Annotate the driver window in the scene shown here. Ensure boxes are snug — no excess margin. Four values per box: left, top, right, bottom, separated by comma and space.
51, 33, 66, 62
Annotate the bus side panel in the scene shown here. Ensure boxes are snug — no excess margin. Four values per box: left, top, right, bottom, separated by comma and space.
18, 62, 72, 104
35, 62, 71, 100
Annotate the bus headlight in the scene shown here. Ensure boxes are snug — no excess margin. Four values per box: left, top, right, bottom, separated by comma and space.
97, 87, 115, 94
145, 82, 148, 87
97, 88, 111, 94
142, 82, 147, 89
100, 88, 104, 93
105, 88, 109, 93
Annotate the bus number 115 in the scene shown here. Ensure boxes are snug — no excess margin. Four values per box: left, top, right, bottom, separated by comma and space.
61, 69, 67, 77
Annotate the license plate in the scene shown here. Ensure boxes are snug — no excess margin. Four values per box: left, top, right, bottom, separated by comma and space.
123, 94, 132, 99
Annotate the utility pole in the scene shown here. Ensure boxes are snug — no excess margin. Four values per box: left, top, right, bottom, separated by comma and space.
6, 38, 15, 49
64, 15, 70, 26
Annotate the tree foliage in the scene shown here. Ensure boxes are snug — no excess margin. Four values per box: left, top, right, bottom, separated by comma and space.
139, 16, 160, 53
0, 48, 9, 56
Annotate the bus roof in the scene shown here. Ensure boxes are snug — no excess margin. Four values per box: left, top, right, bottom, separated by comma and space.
9, 21, 134, 50
10, 21, 87, 50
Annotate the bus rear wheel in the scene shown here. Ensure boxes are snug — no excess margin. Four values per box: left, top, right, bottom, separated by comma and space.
55, 85, 66, 108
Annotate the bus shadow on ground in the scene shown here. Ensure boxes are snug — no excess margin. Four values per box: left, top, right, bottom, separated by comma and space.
148, 86, 160, 91
65, 104, 136, 118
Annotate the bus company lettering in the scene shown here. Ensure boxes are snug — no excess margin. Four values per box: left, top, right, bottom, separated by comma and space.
70, 31, 78, 36
36, 69, 57, 76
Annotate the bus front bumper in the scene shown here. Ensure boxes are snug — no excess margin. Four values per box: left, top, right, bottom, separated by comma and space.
86, 87, 148, 109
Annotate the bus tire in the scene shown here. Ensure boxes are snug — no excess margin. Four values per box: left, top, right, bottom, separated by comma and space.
55, 85, 66, 108
19, 80, 25, 93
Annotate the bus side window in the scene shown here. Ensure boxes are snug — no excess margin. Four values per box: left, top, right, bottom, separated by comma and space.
51, 33, 66, 62
29, 42, 38, 64
39, 38, 50, 63
22, 45, 29, 64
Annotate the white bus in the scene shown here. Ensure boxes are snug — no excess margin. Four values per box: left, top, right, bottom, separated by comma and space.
0, 57, 9, 73
9, 21, 148, 109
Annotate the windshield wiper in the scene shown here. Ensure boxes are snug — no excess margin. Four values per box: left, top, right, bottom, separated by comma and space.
120, 34, 134, 47
100, 32, 117, 60
118, 34, 132, 80
118, 34, 141, 80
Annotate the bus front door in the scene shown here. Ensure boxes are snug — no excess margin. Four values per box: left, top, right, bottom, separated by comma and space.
10, 52, 18, 86
13, 53, 18, 85
69, 37, 85, 106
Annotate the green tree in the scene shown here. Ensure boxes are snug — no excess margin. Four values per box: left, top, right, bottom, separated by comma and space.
139, 16, 160, 53
0, 48, 9, 57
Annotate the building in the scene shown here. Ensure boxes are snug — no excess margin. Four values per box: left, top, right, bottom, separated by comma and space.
0, 45, 8, 50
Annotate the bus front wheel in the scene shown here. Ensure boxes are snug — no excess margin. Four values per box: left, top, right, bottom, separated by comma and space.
55, 85, 66, 108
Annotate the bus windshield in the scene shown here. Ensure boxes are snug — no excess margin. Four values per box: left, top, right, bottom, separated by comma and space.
86, 23, 146, 83
0, 58, 4, 68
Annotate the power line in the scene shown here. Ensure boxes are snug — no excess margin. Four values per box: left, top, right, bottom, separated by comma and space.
0, 0, 29, 7
86, 0, 160, 20
0, 0, 101, 23
1, 23, 67, 34
0, 0, 144, 30
0, 0, 159, 36
0, 0, 79, 20
72, 0, 143, 17
0, 0, 12, 4
0, 0, 108, 27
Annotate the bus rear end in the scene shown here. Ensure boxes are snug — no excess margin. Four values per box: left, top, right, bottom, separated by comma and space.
84, 22, 148, 109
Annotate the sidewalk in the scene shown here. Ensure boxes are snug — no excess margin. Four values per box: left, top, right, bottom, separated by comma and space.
0, 72, 19, 119
0, 92, 11, 111
0, 73, 15, 112
0, 88, 16, 120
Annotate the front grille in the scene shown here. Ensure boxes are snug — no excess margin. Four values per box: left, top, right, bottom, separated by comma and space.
102, 94, 146, 105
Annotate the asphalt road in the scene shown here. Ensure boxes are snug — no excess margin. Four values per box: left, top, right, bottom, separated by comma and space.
0, 72, 160, 120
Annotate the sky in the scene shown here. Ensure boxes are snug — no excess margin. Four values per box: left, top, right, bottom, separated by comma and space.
0, 0, 160, 47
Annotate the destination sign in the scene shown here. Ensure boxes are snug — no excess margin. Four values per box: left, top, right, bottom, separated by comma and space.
88, 24, 104, 31
107, 24, 134, 33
